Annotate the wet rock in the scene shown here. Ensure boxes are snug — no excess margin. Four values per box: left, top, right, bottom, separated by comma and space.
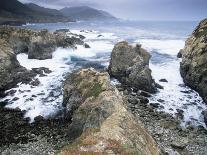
150, 103, 160, 109
180, 19, 207, 103
97, 34, 103, 37
159, 79, 168, 83
34, 115, 44, 123
138, 90, 152, 97
155, 83, 164, 89
177, 49, 183, 58
108, 41, 156, 93
12, 97, 19, 101
84, 43, 90, 48
30, 79, 40, 86
176, 109, 184, 120
137, 95, 149, 104
157, 99, 165, 103
32, 67, 52, 75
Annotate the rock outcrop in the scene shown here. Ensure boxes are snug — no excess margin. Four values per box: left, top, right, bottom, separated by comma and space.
0, 39, 35, 96
0, 26, 85, 60
0, 26, 86, 95
180, 19, 207, 103
108, 41, 156, 93
61, 68, 160, 155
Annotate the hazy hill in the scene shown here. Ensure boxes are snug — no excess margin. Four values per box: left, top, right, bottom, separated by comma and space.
26, 3, 63, 17
0, 0, 71, 25
60, 6, 116, 21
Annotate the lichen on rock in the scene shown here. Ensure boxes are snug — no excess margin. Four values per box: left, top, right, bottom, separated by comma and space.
180, 18, 207, 103
61, 68, 160, 155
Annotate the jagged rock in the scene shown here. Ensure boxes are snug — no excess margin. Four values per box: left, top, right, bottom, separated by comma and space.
61, 68, 160, 155
0, 26, 85, 60
108, 41, 156, 93
177, 49, 183, 58
0, 39, 36, 96
180, 19, 207, 103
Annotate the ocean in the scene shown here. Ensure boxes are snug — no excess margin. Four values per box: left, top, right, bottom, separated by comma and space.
1, 20, 206, 127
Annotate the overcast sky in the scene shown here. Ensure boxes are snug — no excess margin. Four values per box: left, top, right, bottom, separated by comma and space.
19, 0, 207, 21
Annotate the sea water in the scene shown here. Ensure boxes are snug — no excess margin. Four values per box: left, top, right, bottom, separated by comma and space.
1, 20, 206, 127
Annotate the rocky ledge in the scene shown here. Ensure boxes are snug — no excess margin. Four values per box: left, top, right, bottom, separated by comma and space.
0, 26, 86, 96
61, 68, 160, 155
108, 41, 158, 93
180, 18, 207, 103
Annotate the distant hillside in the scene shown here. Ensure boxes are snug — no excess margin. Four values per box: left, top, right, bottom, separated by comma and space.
26, 3, 63, 17
0, 0, 71, 25
60, 6, 116, 21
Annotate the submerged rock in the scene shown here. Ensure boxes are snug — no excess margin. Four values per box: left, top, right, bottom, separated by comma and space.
108, 41, 156, 93
62, 68, 160, 155
180, 19, 207, 103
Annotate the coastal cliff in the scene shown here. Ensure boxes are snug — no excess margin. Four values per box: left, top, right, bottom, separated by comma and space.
180, 18, 207, 103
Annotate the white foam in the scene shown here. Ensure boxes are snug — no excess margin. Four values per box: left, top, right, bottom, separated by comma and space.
0, 31, 115, 122
138, 39, 185, 55
139, 39, 207, 127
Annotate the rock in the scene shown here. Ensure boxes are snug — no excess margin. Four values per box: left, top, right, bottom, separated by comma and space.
34, 115, 44, 122
150, 103, 160, 109
159, 79, 168, 83
180, 19, 207, 103
0, 26, 85, 60
30, 79, 40, 86
155, 83, 164, 89
84, 43, 90, 48
0, 39, 36, 95
177, 49, 183, 58
202, 110, 207, 126
108, 41, 156, 93
176, 109, 184, 120
61, 68, 160, 155
32, 67, 52, 75
138, 90, 152, 97
171, 138, 188, 150
137, 95, 149, 104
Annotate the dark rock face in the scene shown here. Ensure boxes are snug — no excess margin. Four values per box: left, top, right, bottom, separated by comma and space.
180, 19, 207, 103
202, 110, 207, 126
62, 68, 160, 155
177, 49, 183, 58
0, 39, 36, 95
108, 41, 156, 93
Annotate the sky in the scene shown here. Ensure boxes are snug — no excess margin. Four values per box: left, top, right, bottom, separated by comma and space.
19, 0, 207, 21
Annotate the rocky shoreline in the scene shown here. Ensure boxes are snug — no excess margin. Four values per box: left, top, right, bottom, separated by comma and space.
0, 21, 207, 155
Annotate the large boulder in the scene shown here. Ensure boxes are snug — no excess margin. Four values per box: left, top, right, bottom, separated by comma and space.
108, 41, 156, 93
61, 68, 160, 155
180, 19, 207, 103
